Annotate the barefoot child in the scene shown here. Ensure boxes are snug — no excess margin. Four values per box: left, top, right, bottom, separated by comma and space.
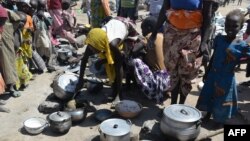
196, 9, 250, 125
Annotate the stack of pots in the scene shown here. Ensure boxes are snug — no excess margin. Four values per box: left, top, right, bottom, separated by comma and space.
160, 104, 202, 141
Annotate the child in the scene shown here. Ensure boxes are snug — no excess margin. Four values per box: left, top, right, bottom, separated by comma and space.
196, 9, 250, 126
15, 11, 33, 90
130, 16, 170, 104
33, 0, 53, 65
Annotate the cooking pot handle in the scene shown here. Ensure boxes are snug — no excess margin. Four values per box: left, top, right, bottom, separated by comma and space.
126, 119, 132, 126
180, 109, 189, 115
98, 127, 101, 133
196, 120, 202, 129
98, 127, 107, 139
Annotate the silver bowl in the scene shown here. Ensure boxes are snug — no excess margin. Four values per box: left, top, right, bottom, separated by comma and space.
23, 117, 48, 135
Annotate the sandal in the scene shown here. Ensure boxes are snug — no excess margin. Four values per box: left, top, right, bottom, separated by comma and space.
10, 91, 21, 98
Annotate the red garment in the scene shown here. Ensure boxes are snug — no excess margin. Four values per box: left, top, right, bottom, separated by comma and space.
48, 0, 62, 10
0, 5, 8, 33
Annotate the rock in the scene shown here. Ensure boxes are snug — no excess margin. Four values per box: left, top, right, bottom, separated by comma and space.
0, 106, 10, 113
139, 120, 166, 141
38, 101, 63, 114
0, 100, 7, 105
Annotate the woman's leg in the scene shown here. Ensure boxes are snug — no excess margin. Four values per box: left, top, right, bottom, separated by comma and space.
179, 90, 187, 104
171, 81, 180, 104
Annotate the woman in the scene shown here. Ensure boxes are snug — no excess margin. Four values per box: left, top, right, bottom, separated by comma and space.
0, 5, 21, 97
90, 0, 110, 27
150, 0, 219, 104
48, 0, 63, 33
0, 5, 11, 113
75, 17, 139, 102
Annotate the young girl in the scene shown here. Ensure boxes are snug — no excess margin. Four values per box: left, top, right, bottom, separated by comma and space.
131, 16, 170, 104
33, 0, 52, 65
15, 11, 33, 90
196, 9, 250, 125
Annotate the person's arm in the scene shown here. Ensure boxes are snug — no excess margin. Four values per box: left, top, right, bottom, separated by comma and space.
134, 0, 139, 20
101, 0, 111, 16
154, 33, 166, 70
200, 0, 215, 54
109, 41, 123, 100
75, 46, 94, 92
150, 0, 169, 40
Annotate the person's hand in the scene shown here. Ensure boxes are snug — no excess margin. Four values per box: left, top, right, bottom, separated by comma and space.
199, 42, 210, 57
94, 59, 106, 70
202, 73, 207, 83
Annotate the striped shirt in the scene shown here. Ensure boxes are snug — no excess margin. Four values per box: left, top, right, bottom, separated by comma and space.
121, 0, 136, 8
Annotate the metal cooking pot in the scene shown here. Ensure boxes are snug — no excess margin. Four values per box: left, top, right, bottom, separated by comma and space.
160, 104, 202, 141
57, 48, 73, 61
64, 107, 87, 124
52, 73, 79, 100
99, 118, 132, 141
47, 111, 72, 134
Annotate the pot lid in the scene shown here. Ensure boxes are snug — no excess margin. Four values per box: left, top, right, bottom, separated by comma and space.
58, 73, 78, 93
58, 48, 71, 53
163, 104, 201, 122
100, 118, 131, 136
49, 111, 71, 122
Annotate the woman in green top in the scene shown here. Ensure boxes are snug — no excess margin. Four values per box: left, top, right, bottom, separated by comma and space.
91, 0, 111, 27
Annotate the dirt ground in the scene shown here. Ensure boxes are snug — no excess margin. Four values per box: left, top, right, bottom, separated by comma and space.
0, 1, 250, 141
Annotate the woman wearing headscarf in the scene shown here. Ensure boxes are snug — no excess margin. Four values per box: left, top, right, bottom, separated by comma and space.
150, 0, 219, 104
48, 0, 63, 32
0, 5, 10, 113
75, 17, 139, 102
0, 4, 21, 97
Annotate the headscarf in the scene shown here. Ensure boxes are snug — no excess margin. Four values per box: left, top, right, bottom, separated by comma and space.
0, 5, 8, 33
85, 28, 115, 83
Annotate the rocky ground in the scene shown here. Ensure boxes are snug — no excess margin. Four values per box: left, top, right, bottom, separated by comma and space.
0, 1, 250, 141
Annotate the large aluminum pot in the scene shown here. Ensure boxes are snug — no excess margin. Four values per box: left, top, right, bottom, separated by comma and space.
47, 111, 72, 134
160, 104, 202, 141
99, 118, 132, 141
52, 72, 78, 100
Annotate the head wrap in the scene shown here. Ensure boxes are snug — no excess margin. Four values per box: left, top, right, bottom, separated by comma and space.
85, 28, 115, 83
0, 5, 7, 18
0, 5, 8, 33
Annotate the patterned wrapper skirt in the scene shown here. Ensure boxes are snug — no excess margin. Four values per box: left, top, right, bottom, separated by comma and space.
132, 58, 170, 104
